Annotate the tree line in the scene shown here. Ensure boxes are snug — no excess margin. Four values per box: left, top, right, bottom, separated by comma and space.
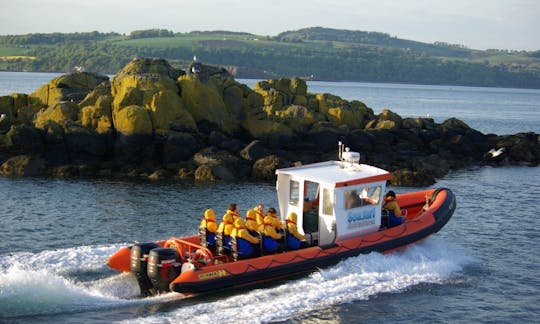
1, 29, 539, 88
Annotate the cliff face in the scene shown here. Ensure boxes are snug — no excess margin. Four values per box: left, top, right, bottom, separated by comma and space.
0, 58, 538, 185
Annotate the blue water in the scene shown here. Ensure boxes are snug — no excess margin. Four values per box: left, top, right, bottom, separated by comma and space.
1, 72, 540, 323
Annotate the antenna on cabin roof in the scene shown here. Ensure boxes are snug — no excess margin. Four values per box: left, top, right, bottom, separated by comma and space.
338, 141, 360, 166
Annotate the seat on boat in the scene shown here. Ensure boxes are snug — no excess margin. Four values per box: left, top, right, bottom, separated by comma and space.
199, 226, 216, 249
215, 231, 231, 255
261, 235, 279, 254
381, 209, 406, 228
389, 210, 406, 226
285, 230, 303, 250
231, 236, 260, 261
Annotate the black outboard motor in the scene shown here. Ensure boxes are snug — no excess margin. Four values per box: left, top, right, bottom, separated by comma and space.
130, 242, 159, 297
147, 248, 182, 294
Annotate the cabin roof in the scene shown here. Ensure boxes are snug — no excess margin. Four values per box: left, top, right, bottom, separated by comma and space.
276, 161, 391, 187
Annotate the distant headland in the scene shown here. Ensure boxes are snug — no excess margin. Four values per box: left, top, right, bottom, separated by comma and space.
1, 27, 540, 89
0, 58, 538, 185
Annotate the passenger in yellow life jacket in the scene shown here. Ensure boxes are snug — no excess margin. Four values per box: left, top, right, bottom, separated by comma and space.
224, 203, 241, 222
382, 191, 404, 227
259, 214, 283, 253
254, 204, 265, 226
285, 212, 306, 250
231, 218, 260, 259
199, 209, 217, 248
217, 203, 238, 251
245, 209, 259, 234
266, 207, 283, 230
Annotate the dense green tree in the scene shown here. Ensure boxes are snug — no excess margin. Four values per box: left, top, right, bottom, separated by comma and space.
1, 27, 539, 88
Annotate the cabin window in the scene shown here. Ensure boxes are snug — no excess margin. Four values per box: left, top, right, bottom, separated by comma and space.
289, 180, 300, 206
344, 186, 382, 209
322, 188, 333, 215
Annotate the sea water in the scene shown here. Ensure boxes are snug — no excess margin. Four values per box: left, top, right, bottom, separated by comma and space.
1, 72, 539, 323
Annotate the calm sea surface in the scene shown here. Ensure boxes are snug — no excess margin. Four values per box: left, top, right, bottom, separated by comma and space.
1, 72, 540, 323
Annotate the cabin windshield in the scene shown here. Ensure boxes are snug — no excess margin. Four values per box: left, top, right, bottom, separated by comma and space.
344, 186, 382, 209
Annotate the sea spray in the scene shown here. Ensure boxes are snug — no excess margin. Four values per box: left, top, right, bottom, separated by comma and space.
0, 244, 179, 319
123, 237, 475, 324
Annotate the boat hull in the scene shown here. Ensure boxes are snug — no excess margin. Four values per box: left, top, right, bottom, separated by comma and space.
170, 188, 455, 294
108, 188, 455, 295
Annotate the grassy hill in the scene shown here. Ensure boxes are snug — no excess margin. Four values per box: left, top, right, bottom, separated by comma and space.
1, 27, 540, 88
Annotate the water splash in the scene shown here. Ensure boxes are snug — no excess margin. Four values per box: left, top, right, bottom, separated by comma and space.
123, 237, 475, 324
0, 244, 180, 319
0, 238, 474, 321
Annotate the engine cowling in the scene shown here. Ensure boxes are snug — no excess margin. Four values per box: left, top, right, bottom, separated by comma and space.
130, 242, 159, 296
147, 248, 182, 293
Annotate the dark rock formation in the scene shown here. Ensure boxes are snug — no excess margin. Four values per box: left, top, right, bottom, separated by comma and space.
0, 58, 538, 186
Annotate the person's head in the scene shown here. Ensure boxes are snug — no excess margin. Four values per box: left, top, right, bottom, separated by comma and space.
256, 204, 264, 212
246, 209, 256, 220
204, 208, 216, 220
267, 207, 277, 214
228, 203, 238, 212
287, 212, 298, 223
385, 191, 396, 201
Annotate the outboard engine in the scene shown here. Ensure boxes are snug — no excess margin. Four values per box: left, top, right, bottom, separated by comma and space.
130, 242, 159, 296
147, 248, 182, 293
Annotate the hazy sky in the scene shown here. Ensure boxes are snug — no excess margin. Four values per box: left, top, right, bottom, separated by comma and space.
1, 0, 539, 51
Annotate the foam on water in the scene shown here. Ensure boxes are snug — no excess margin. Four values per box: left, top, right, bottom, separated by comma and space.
122, 237, 474, 324
0, 235, 474, 322
0, 243, 180, 319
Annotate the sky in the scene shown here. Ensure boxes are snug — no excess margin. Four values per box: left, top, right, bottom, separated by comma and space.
1, 0, 539, 51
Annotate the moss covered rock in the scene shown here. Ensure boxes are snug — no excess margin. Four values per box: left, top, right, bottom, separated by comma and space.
78, 82, 114, 134
391, 169, 435, 187
0, 95, 15, 120
80, 96, 113, 134
1, 93, 40, 125
159, 130, 200, 163
292, 94, 308, 106
0, 155, 46, 176
194, 164, 216, 181
223, 84, 244, 118
111, 58, 195, 135
6, 124, 44, 154
34, 101, 79, 129
403, 117, 435, 129
290, 78, 307, 95
241, 117, 295, 147
113, 58, 183, 86
246, 91, 264, 109
252, 154, 286, 180
30, 72, 108, 108
113, 105, 152, 136
275, 105, 324, 132
178, 74, 238, 134
148, 90, 196, 132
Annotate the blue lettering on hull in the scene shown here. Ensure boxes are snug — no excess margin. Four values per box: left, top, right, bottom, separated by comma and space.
347, 207, 376, 228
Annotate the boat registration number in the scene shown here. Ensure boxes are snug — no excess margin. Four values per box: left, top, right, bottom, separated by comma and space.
198, 269, 228, 280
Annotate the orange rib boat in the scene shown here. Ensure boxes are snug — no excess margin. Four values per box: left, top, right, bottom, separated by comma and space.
108, 143, 456, 296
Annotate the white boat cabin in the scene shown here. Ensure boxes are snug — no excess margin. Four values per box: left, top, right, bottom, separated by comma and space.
275, 145, 391, 246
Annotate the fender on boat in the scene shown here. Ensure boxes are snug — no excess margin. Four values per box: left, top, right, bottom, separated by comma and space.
430, 188, 456, 228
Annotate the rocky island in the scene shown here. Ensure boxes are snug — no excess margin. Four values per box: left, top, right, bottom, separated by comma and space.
0, 58, 538, 186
